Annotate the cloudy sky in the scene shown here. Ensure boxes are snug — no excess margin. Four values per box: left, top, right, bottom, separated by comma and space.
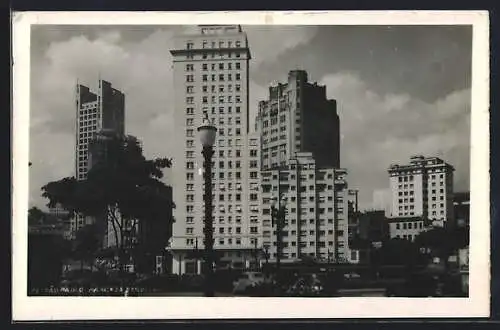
29, 24, 472, 210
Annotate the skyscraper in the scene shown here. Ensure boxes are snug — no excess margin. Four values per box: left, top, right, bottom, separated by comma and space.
256, 71, 354, 263
169, 25, 259, 274
387, 155, 455, 240
73, 80, 125, 238
256, 70, 340, 170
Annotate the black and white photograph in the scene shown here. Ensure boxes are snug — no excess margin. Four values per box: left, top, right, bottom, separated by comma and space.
12, 11, 490, 320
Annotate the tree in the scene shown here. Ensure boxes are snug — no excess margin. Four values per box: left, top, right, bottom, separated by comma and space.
414, 224, 470, 270
375, 238, 421, 267
28, 206, 46, 226
41, 134, 173, 277
74, 223, 101, 271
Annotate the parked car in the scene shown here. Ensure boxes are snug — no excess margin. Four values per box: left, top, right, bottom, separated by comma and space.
232, 272, 268, 294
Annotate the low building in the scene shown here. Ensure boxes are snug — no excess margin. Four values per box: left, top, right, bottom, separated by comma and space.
388, 216, 427, 241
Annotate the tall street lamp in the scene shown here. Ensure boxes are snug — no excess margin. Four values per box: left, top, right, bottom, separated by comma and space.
270, 194, 287, 275
197, 113, 217, 297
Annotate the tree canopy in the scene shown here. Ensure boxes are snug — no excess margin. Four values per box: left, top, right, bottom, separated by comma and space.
41, 133, 174, 270
414, 225, 469, 254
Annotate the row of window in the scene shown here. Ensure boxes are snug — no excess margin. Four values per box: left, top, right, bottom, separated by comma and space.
189, 84, 243, 94
201, 95, 242, 104
78, 125, 97, 133
183, 51, 243, 60
185, 73, 242, 83
186, 40, 242, 50
264, 218, 338, 226
189, 62, 242, 71
192, 106, 242, 115
78, 108, 98, 115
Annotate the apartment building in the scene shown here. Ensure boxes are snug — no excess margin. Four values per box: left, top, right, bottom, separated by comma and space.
387, 155, 455, 240
169, 25, 261, 274
260, 153, 354, 263
73, 80, 125, 238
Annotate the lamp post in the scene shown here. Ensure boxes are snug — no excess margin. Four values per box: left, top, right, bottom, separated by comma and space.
270, 194, 287, 275
197, 113, 217, 297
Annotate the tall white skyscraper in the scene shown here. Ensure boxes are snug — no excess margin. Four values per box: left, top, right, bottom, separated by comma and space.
169, 25, 260, 274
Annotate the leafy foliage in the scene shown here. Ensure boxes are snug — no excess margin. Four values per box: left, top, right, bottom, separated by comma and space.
74, 223, 101, 270
372, 238, 422, 267
414, 225, 469, 255
41, 133, 174, 273
28, 207, 46, 225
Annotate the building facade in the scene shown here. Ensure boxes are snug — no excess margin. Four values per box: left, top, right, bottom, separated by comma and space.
169, 25, 260, 274
387, 155, 455, 240
73, 80, 125, 239
260, 153, 354, 263
255, 70, 355, 264
256, 70, 340, 170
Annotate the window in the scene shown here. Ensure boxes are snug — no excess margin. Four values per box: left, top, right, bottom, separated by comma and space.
219, 74, 225, 81
186, 97, 194, 104
219, 63, 224, 70
202, 74, 208, 82
236, 62, 241, 69
186, 75, 194, 82
202, 63, 208, 71
236, 73, 241, 80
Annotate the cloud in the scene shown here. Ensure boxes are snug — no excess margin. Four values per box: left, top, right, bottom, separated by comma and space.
319, 72, 470, 209
245, 25, 319, 67
29, 25, 298, 208
29, 28, 186, 208
29, 26, 471, 212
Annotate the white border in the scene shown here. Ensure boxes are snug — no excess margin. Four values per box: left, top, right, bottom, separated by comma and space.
12, 11, 490, 320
